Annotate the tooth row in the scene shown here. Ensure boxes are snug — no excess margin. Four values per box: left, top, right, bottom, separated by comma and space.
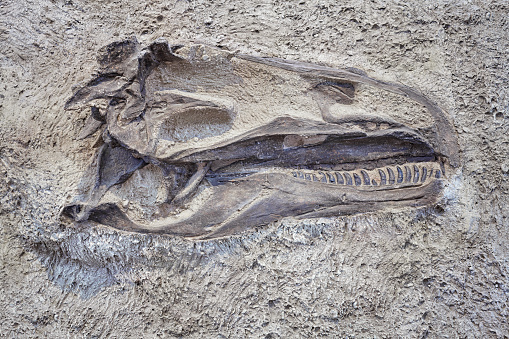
291, 163, 442, 187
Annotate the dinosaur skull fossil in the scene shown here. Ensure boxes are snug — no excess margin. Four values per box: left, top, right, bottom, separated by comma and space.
62, 37, 459, 239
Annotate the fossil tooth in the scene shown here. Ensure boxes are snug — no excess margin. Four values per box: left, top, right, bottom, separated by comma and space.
421, 167, 427, 182
290, 163, 439, 187
336, 172, 344, 185
405, 166, 412, 183
361, 170, 370, 185
397, 166, 404, 183
353, 173, 362, 186
387, 167, 395, 185
378, 169, 387, 185
413, 165, 420, 183
327, 172, 336, 184
343, 172, 353, 185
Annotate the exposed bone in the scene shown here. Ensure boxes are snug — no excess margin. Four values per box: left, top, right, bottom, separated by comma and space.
336, 172, 344, 184
387, 168, 395, 185
327, 172, 336, 184
379, 169, 387, 185
405, 166, 412, 182
361, 170, 370, 185
353, 173, 362, 186
344, 173, 353, 185
171, 162, 211, 205
288, 162, 442, 190
413, 165, 420, 183
397, 166, 404, 183
421, 167, 428, 182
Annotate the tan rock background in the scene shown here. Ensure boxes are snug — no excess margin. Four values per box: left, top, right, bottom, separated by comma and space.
1, 0, 508, 337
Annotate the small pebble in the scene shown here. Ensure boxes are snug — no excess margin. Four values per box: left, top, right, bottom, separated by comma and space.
502, 163, 509, 173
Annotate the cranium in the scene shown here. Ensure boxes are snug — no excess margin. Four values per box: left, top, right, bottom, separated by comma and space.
62, 37, 459, 240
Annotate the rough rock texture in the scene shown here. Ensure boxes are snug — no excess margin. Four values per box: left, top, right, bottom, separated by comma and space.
0, 0, 508, 337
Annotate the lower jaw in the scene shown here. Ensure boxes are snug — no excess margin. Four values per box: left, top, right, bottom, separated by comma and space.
85, 160, 444, 239
192, 170, 443, 239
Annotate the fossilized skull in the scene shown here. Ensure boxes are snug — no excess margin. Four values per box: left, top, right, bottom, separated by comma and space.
62, 37, 459, 239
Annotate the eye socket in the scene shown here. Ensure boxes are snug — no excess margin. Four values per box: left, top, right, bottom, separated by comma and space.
314, 81, 355, 105
159, 106, 234, 143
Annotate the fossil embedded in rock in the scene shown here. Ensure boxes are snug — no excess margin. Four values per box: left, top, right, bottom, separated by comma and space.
397, 166, 404, 183
61, 37, 460, 239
